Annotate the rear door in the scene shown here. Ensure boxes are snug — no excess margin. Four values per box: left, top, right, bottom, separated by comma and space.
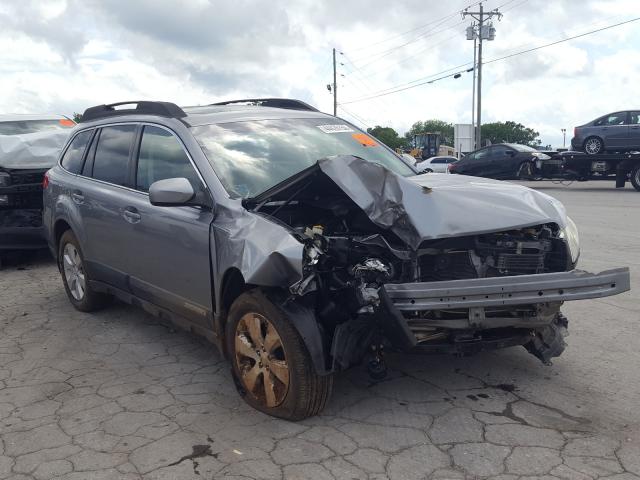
595, 112, 629, 148
122, 124, 214, 326
628, 111, 640, 149
73, 124, 138, 290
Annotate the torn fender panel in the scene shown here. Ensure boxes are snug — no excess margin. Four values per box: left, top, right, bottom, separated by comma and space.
0, 129, 71, 169
317, 156, 567, 250
213, 203, 304, 287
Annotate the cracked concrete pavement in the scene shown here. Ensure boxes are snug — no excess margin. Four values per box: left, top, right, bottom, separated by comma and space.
0, 180, 638, 479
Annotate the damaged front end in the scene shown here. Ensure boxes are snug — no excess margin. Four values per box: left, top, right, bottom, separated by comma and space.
244, 156, 630, 374
0, 168, 49, 250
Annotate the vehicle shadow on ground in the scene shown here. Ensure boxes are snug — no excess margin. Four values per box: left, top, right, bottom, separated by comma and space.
0, 248, 54, 270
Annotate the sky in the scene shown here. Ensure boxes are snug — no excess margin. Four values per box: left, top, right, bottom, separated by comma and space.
0, 0, 638, 148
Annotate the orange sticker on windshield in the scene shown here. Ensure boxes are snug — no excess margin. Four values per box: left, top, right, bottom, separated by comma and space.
59, 119, 75, 127
352, 133, 378, 147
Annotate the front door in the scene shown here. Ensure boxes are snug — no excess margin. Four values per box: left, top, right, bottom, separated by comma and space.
122, 124, 215, 326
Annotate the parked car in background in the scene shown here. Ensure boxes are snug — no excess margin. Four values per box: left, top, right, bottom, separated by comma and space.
571, 110, 640, 154
0, 114, 74, 252
43, 99, 629, 420
449, 143, 551, 179
415, 155, 457, 173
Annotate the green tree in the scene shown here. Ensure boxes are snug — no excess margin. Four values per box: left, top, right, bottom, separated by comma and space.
481, 121, 541, 147
366, 126, 406, 150
404, 120, 454, 146
72, 112, 83, 123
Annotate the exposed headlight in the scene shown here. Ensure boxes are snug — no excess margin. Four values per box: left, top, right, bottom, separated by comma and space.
0, 172, 10, 187
531, 152, 551, 160
560, 216, 580, 264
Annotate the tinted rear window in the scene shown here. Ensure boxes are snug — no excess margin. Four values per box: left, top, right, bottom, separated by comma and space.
0, 119, 74, 135
60, 130, 93, 174
92, 125, 136, 186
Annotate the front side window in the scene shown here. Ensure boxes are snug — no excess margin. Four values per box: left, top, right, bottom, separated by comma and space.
60, 130, 93, 174
630, 112, 640, 125
136, 126, 200, 192
192, 118, 415, 198
92, 125, 136, 186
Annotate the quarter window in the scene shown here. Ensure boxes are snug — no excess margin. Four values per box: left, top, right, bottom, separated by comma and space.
136, 126, 200, 192
92, 125, 136, 186
60, 130, 93, 174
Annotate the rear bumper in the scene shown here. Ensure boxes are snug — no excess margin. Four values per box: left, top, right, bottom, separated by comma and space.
379, 268, 630, 349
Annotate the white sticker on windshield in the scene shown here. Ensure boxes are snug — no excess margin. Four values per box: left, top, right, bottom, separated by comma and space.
316, 124, 354, 133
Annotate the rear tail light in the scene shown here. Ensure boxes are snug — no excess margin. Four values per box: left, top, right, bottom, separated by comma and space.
448, 163, 456, 173
42, 173, 49, 189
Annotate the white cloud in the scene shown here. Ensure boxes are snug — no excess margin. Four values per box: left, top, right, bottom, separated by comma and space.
0, 0, 638, 148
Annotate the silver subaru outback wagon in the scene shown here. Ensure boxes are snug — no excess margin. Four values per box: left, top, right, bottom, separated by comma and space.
43, 99, 630, 420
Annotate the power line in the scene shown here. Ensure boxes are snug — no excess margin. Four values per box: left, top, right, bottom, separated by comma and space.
340, 15, 640, 105
347, 1, 480, 56
483, 16, 640, 65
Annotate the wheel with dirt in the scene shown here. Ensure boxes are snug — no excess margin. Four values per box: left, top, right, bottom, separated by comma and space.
583, 136, 604, 155
226, 289, 333, 420
631, 165, 640, 192
58, 230, 111, 312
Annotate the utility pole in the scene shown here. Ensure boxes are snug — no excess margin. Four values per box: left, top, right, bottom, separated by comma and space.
463, 3, 501, 149
332, 48, 338, 116
471, 25, 477, 149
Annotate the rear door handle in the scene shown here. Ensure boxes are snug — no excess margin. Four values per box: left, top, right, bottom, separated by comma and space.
71, 190, 84, 204
123, 207, 141, 224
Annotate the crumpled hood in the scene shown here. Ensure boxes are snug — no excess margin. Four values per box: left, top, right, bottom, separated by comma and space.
318, 156, 567, 250
0, 129, 70, 169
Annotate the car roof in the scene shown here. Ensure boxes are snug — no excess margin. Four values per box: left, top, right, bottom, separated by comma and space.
181, 105, 331, 127
0, 114, 68, 122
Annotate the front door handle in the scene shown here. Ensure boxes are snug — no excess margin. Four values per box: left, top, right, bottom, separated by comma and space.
123, 207, 141, 224
71, 190, 84, 204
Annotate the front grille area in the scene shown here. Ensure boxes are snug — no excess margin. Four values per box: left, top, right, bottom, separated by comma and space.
9, 170, 46, 185
418, 224, 569, 282
496, 253, 545, 275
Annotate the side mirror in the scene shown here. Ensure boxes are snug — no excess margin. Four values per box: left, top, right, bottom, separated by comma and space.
149, 177, 195, 206
506, 150, 516, 156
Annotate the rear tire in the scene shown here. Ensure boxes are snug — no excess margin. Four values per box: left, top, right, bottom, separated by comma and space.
583, 136, 604, 155
58, 230, 111, 312
226, 289, 333, 420
631, 165, 640, 192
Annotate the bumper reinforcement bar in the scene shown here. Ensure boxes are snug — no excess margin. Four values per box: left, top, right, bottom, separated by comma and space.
383, 268, 630, 311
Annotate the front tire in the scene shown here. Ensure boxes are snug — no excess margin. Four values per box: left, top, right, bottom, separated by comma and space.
583, 136, 604, 155
58, 230, 111, 312
226, 289, 332, 420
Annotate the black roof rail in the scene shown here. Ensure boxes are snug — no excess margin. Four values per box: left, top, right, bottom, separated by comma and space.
81, 101, 187, 122
210, 98, 319, 112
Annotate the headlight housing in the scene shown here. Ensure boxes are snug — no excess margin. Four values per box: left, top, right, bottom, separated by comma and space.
560, 216, 580, 265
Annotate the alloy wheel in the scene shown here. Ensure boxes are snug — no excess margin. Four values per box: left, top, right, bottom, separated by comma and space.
585, 138, 602, 155
234, 312, 290, 407
62, 243, 86, 301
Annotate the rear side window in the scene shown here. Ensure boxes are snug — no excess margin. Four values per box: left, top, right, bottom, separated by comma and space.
595, 113, 627, 126
92, 125, 136, 186
60, 130, 93, 174
136, 125, 200, 192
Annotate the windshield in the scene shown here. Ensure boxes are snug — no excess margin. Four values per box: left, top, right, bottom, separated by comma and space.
507, 143, 538, 153
0, 119, 74, 135
192, 118, 415, 198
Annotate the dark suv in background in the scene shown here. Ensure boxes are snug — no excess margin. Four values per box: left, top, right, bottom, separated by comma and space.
43, 99, 629, 420
571, 110, 640, 154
